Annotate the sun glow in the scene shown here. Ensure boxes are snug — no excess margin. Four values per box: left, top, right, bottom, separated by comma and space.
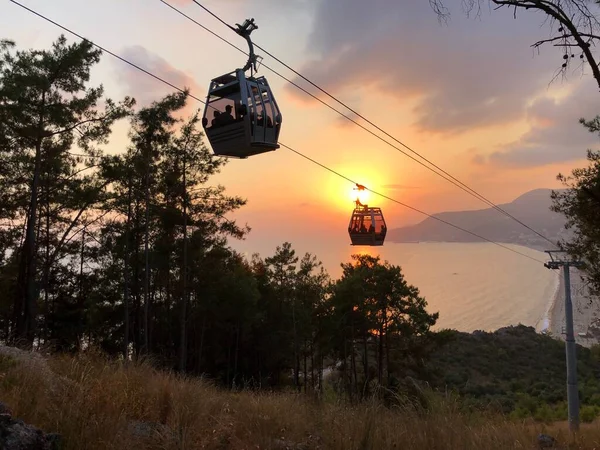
321, 162, 391, 213
350, 186, 371, 205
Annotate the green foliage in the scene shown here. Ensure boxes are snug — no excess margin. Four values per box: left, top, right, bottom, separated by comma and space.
0, 34, 133, 345
551, 117, 600, 294
580, 405, 600, 423
426, 325, 600, 421
328, 254, 439, 400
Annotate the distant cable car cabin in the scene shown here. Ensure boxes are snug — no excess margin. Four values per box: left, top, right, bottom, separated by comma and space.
348, 185, 387, 246
202, 19, 282, 159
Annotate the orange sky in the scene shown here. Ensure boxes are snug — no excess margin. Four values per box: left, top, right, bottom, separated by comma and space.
2, 0, 599, 260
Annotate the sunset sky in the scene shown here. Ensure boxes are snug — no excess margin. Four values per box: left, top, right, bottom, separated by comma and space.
2, 0, 599, 263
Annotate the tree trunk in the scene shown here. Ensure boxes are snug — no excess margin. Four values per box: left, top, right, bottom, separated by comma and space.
319, 355, 324, 396
233, 323, 240, 389
143, 147, 151, 354
303, 339, 307, 394
291, 295, 300, 392
77, 228, 85, 349
226, 331, 232, 388
132, 211, 141, 356
343, 332, 351, 401
148, 272, 157, 352
123, 176, 132, 361
198, 314, 206, 372
385, 324, 391, 387
179, 155, 188, 372
310, 341, 315, 392
350, 322, 358, 397
362, 331, 369, 398
43, 174, 50, 344
14, 95, 46, 348
378, 325, 384, 386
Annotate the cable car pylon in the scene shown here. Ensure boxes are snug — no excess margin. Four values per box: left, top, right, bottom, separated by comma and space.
348, 184, 387, 246
202, 17, 282, 159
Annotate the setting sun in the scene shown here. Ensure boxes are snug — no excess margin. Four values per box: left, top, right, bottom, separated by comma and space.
350, 185, 371, 205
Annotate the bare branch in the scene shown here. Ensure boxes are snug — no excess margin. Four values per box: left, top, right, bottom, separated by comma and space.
532, 33, 600, 48
430, 0, 600, 91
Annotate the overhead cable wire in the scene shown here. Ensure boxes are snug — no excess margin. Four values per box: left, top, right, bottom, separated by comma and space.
182, 0, 558, 249
160, 1, 507, 207
6, 0, 546, 264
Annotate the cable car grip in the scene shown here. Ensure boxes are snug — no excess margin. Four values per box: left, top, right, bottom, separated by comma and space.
233, 18, 260, 75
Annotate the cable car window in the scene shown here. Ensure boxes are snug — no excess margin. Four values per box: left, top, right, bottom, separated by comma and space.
261, 89, 275, 128
349, 216, 362, 233
363, 215, 374, 233
272, 97, 281, 127
204, 94, 240, 129
246, 93, 256, 136
252, 86, 265, 127
374, 214, 386, 233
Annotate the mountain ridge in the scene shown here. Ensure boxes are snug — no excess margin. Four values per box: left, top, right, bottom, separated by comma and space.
387, 188, 571, 251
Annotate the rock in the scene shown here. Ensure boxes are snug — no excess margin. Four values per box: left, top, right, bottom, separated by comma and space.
0, 402, 12, 415
0, 409, 60, 450
538, 433, 556, 448
0, 346, 76, 395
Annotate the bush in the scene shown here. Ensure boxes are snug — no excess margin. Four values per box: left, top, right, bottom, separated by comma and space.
580, 405, 600, 423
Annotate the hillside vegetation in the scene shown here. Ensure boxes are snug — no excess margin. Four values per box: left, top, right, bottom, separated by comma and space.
425, 325, 600, 422
1, 347, 600, 450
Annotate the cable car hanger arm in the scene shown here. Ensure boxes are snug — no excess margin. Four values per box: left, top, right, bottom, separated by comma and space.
223, 17, 260, 75
235, 19, 258, 73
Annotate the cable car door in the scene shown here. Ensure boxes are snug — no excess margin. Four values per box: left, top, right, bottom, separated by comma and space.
260, 85, 277, 144
247, 82, 266, 145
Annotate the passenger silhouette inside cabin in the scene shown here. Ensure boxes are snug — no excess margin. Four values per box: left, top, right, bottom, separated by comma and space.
368, 224, 375, 233
211, 110, 220, 127
220, 105, 235, 124
360, 223, 367, 233
211, 105, 235, 128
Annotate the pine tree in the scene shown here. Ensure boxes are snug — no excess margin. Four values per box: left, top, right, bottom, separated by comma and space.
0, 35, 133, 347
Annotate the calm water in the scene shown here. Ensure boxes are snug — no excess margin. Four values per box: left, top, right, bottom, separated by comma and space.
232, 239, 560, 333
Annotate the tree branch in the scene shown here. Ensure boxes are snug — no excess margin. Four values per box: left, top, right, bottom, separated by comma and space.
47, 179, 111, 267
46, 107, 120, 137
532, 33, 600, 48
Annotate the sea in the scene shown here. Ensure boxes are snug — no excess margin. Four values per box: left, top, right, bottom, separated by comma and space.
232, 239, 560, 333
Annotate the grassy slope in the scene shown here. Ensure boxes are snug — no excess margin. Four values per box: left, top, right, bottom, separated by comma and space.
1, 348, 600, 449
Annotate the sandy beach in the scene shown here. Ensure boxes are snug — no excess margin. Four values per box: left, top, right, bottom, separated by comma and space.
548, 268, 600, 348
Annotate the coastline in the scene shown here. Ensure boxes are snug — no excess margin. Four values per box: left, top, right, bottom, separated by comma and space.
540, 271, 561, 333
547, 271, 562, 336
548, 268, 599, 347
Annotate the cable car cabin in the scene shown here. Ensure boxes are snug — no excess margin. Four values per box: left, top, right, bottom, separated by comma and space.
202, 69, 282, 159
348, 204, 387, 246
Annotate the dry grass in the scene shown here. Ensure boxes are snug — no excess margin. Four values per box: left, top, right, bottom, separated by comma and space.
0, 349, 599, 449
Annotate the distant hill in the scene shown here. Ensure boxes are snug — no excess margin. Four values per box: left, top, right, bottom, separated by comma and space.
387, 189, 571, 250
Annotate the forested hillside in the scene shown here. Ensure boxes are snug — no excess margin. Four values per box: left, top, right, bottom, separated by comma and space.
425, 326, 600, 421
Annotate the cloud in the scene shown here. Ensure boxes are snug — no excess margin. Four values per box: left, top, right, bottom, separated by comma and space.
114, 45, 202, 116
287, 0, 583, 134
475, 79, 599, 168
